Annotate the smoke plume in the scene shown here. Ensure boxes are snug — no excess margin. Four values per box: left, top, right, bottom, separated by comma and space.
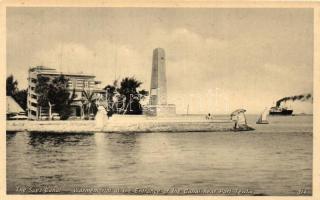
276, 93, 313, 107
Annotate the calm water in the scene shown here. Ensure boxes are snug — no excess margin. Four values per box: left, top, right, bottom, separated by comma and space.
6, 115, 312, 195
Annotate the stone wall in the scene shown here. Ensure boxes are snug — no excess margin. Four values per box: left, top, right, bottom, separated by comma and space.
6, 118, 237, 133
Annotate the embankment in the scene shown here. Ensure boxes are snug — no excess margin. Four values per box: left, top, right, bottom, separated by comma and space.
6, 116, 239, 133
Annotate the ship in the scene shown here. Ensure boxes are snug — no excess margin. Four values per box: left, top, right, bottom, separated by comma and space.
269, 106, 293, 116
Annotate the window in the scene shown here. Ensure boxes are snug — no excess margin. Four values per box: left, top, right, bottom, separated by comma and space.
76, 80, 84, 88
31, 110, 37, 116
89, 81, 95, 88
67, 80, 73, 88
84, 81, 89, 88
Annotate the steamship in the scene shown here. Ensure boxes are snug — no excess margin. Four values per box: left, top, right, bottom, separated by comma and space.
269, 106, 293, 116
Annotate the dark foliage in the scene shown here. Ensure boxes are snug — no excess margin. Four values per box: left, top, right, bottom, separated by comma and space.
6, 75, 28, 110
6, 75, 18, 96
104, 77, 149, 115
35, 76, 51, 107
35, 75, 76, 120
81, 90, 98, 119
13, 90, 28, 110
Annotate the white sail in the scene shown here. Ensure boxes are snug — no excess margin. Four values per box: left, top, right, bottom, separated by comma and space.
238, 113, 247, 125
261, 108, 268, 121
256, 108, 269, 124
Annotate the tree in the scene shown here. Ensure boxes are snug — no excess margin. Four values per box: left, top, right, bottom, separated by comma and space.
6, 75, 27, 110
104, 84, 116, 107
57, 88, 77, 120
35, 75, 76, 120
104, 77, 149, 115
13, 89, 28, 110
50, 76, 77, 120
6, 75, 18, 96
81, 90, 98, 119
104, 80, 119, 117
138, 89, 149, 100
35, 76, 51, 107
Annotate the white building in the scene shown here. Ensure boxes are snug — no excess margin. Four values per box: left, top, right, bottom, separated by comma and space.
27, 66, 104, 120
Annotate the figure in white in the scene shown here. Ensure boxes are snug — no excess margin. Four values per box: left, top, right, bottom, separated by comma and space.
95, 105, 107, 129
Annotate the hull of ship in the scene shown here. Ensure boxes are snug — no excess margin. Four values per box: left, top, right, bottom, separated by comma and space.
269, 110, 293, 116
256, 120, 269, 124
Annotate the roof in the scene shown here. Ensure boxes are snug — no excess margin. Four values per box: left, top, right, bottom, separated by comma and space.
6, 96, 24, 114
10, 115, 28, 120
29, 66, 56, 71
38, 72, 95, 78
230, 109, 246, 116
30, 66, 96, 78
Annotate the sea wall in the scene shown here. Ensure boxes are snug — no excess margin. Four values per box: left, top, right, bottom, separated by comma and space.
6, 117, 237, 133
103, 120, 235, 133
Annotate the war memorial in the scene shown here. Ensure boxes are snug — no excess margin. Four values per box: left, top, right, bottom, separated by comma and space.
6, 48, 252, 133
144, 48, 176, 116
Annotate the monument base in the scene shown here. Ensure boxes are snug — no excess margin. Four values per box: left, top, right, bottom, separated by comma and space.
143, 104, 176, 116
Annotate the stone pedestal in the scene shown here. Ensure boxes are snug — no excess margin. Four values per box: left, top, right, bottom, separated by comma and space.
144, 104, 176, 116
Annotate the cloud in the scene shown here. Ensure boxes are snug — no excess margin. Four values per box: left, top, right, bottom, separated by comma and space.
7, 8, 313, 114
33, 43, 94, 71
13, 27, 313, 114
30, 40, 150, 90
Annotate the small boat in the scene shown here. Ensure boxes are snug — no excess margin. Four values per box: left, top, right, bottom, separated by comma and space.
256, 108, 269, 124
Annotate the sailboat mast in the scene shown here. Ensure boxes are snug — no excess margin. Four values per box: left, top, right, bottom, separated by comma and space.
187, 104, 189, 115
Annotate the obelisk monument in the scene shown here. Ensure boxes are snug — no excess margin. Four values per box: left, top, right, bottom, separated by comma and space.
150, 48, 167, 105
145, 48, 176, 116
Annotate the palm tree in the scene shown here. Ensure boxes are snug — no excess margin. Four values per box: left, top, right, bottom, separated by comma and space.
103, 77, 149, 115
117, 77, 142, 97
81, 90, 98, 119
6, 75, 28, 110
117, 77, 145, 114
36, 75, 74, 120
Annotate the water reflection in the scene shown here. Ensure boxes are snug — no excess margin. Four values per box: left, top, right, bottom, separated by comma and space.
6, 131, 17, 141
108, 133, 138, 148
6, 116, 313, 195
92, 133, 141, 186
106, 133, 139, 165
94, 132, 108, 166
28, 132, 94, 147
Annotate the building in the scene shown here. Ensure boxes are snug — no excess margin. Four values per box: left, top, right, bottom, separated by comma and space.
27, 66, 104, 120
144, 48, 176, 116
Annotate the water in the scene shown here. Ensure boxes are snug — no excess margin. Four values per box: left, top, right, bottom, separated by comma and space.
6, 115, 312, 195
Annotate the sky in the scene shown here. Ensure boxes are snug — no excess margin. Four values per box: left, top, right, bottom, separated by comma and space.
6, 7, 314, 114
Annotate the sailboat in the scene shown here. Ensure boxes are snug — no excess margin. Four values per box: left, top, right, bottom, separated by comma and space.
256, 108, 269, 124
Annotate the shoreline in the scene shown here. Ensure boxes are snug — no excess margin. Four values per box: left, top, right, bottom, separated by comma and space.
6, 117, 250, 133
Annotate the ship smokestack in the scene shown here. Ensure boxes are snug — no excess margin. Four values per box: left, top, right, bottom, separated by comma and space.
276, 93, 313, 107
